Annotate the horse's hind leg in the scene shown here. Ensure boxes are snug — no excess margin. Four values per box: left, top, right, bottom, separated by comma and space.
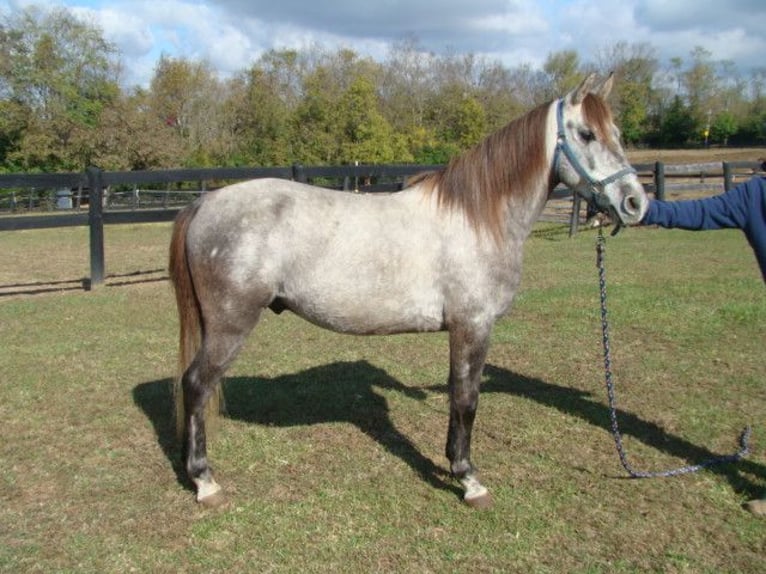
445, 322, 492, 508
182, 315, 259, 506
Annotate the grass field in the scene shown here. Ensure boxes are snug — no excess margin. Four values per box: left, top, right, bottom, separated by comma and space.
0, 216, 764, 572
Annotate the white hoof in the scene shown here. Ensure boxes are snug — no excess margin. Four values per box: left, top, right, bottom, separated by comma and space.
460, 475, 493, 509
194, 477, 224, 506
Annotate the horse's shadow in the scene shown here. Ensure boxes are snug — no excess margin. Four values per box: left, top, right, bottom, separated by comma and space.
478, 365, 765, 499
133, 361, 764, 501
133, 360, 459, 498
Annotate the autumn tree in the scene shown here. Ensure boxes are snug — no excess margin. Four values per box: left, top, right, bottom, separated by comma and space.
683, 47, 717, 133
379, 38, 437, 159
474, 60, 525, 133
380, 37, 433, 130
0, 6, 120, 171
542, 50, 585, 101
595, 42, 658, 145
94, 88, 185, 170
149, 56, 238, 166
5, 3, 766, 170
230, 49, 305, 166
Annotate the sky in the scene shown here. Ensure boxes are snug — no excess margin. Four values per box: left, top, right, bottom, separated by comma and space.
5, 0, 766, 88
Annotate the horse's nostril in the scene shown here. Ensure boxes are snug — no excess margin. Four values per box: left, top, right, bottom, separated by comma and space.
624, 194, 640, 213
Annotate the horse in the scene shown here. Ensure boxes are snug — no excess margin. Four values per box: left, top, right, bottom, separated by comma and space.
169, 73, 648, 509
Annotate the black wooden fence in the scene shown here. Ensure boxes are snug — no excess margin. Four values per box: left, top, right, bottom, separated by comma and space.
0, 160, 762, 289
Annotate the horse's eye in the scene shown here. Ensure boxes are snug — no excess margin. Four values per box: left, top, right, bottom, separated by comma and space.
579, 129, 596, 143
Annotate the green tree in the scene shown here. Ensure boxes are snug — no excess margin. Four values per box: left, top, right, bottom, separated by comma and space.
339, 76, 410, 163
0, 6, 120, 170
659, 96, 696, 146
543, 51, 584, 100
0, 100, 29, 171
595, 42, 657, 145
431, 87, 487, 151
617, 82, 649, 145
290, 49, 382, 165
291, 65, 343, 164
683, 47, 717, 134
230, 50, 304, 166
710, 110, 737, 145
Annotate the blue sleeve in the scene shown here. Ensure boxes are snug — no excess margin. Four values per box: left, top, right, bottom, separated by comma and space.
642, 185, 750, 231
641, 177, 766, 283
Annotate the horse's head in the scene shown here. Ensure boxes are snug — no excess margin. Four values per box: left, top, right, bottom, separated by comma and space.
553, 74, 648, 229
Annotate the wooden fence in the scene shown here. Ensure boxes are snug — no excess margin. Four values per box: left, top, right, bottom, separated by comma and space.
0, 160, 762, 289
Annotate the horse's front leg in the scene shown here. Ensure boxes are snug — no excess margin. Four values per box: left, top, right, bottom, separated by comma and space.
446, 322, 492, 508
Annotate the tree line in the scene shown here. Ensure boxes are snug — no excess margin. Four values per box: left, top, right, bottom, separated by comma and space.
1, 5, 765, 174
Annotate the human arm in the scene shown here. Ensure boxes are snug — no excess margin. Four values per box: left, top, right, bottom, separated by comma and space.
641, 185, 750, 231
641, 176, 766, 282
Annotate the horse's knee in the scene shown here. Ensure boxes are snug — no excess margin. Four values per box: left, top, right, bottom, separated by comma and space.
182, 361, 221, 412
453, 391, 478, 414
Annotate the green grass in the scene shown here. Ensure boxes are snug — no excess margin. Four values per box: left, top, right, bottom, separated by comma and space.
0, 222, 763, 572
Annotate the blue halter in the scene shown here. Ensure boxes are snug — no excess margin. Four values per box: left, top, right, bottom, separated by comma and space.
552, 98, 636, 209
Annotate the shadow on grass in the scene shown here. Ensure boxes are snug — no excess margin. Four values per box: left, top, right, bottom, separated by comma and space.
0, 268, 167, 297
133, 361, 764, 502
133, 360, 459, 499
477, 364, 765, 499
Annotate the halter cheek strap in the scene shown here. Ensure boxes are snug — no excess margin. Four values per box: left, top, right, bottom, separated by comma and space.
553, 99, 636, 206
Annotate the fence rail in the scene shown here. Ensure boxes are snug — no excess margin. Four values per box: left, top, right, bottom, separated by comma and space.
1, 160, 763, 289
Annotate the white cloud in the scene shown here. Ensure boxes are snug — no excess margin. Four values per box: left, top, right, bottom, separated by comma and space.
634, 0, 765, 33
6, 0, 764, 88
74, 6, 154, 57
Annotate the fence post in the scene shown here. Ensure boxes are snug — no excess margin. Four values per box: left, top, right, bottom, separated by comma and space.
292, 163, 307, 184
568, 194, 581, 237
86, 167, 105, 290
723, 161, 733, 191
654, 161, 665, 200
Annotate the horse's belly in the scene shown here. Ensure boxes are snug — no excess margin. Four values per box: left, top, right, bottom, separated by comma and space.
280, 288, 445, 335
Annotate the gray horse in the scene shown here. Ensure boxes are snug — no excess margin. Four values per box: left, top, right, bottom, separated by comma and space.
169, 74, 648, 508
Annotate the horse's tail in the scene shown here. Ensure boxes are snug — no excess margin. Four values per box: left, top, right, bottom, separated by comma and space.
169, 201, 222, 439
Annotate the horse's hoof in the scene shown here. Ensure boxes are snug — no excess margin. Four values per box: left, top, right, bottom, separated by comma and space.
198, 491, 228, 509
464, 492, 493, 509
459, 474, 492, 509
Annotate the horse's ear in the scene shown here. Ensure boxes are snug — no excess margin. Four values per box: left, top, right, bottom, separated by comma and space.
570, 73, 597, 105
595, 72, 614, 100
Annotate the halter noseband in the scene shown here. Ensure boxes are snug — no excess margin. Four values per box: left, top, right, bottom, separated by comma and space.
552, 98, 636, 208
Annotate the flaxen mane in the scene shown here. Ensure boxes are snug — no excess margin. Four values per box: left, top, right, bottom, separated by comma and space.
409, 102, 552, 243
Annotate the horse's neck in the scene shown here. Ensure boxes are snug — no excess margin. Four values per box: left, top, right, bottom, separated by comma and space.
502, 188, 549, 246
504, 103, 559, 243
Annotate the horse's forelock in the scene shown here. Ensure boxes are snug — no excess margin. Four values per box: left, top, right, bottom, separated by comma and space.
413, 101, 552, 243
582, 93, 620, 152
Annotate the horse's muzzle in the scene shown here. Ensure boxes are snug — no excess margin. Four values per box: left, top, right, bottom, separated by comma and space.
617, 185, 648, 225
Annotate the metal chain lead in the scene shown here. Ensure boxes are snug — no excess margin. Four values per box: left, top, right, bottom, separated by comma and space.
595, 228, 751, 478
